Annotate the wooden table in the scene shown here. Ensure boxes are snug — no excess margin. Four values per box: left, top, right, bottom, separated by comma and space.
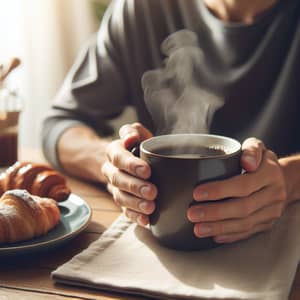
0, 149, 300, 300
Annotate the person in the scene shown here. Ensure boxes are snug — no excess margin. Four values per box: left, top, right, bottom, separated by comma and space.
42, 0, 300, 244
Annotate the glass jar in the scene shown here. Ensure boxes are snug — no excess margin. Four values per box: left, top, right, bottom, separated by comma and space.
0, 86, 22, 167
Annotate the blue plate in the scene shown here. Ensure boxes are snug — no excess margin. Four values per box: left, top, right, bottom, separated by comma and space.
0, 194, 92, 256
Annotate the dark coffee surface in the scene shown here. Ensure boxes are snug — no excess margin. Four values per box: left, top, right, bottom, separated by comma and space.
152, 145, 226, 158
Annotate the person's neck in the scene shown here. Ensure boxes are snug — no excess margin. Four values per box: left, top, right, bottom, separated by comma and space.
203, 0, 278, 24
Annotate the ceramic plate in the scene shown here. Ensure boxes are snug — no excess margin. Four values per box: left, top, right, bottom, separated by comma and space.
0, 193, 92, 256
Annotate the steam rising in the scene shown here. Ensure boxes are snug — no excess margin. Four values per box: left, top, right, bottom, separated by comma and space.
142, 30, 224, 135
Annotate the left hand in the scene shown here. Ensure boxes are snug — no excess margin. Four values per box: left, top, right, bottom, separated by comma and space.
187, 137, 288, 244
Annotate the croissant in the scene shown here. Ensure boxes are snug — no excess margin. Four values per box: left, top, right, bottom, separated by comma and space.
0, 161, 71, 202
0, 189, 60, 244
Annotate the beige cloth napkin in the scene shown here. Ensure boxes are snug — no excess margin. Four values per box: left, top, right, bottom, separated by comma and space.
52, 202, 300, 300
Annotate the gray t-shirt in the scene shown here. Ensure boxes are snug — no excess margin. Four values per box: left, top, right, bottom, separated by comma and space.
42, 0, 300, 169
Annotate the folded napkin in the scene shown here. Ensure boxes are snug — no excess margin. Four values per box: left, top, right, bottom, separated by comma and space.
52, 202, 300, 300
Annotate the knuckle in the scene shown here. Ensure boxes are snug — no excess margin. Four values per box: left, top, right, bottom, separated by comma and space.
256, 139, 264, 148
101, 161, 109, 178
120, 123, 141, 138
125, 209, 130, 218
128, 180, 140, 195
125, 209, 133, 220
110, 168, 119, 187
113, 190, 122, 206
253, 139, 264, 151
243, 137, 264, 151
131, 122, 143, 130
125, 157, 136, 174
111, 152, 121, 167
105, 142, 113, 156
126, 209, 143, 225
119, 123, 130, 133
244, 137, 257, 145
106, 140, 119, 156
119, 123, 134, 135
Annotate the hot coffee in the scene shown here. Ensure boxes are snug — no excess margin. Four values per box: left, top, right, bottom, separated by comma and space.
152, 145, 226, 158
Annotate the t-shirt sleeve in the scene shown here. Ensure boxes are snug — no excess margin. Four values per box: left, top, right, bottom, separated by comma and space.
42, 1, 130, 170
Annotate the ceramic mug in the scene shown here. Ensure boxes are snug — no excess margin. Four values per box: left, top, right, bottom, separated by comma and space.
138, 133, 242, 251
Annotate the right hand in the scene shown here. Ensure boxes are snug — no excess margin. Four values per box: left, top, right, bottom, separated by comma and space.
101, 123, 157, 226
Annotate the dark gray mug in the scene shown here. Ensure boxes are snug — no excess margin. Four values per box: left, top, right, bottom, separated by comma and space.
139, 133, 242, 251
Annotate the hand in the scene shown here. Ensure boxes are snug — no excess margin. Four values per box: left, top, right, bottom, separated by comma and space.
101, 123, 157, 226
187, 137, 288, 243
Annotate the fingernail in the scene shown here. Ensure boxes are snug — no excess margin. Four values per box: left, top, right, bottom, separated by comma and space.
197, 224, 212, 236
243, 155, 256, 168
194, 190, 208, 201
189, 208, 205, 221
135, 166, 147, 178
214, 236, 227, 243
137, 214, 146, 226
140, 185, 152, 198
124, 133, 136, 140
139, 201, 151, 213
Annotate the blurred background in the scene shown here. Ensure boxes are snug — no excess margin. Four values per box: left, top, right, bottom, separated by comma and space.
0, 0, 134, 150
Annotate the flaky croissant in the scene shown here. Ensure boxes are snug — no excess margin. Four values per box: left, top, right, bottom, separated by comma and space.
0, 162, 71, 202
0, 189, 60, 244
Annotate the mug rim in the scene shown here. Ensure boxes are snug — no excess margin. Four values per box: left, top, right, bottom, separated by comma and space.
140, 133, 242, 160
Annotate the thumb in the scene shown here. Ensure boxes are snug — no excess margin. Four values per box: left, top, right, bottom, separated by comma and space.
241, 137, 266, 172
119, 122, 153, 150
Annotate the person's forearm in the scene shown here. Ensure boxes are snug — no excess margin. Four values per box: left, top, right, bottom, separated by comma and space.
57, 125, 110, 183
280, 154, 300, 205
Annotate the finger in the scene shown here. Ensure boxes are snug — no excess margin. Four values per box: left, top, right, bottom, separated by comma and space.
192, 201, 283, 238
213, 221, 275, 243
119, 122, 153, 149
105, 140, 151, 179
125, 208, 149, 226
102, 161, 157, 201
106, 182, 114, 195
193, 172, 266, 202
189, 185, 285, 222
112, 188, 155, 215
241, 137, 266, 172
193, 150, 278, 202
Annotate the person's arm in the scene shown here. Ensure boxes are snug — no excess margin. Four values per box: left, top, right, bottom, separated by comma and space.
42, 3, 159, 226
57, 125, 109, 183
279, 154, 300, 204
42, 1, 129, 176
